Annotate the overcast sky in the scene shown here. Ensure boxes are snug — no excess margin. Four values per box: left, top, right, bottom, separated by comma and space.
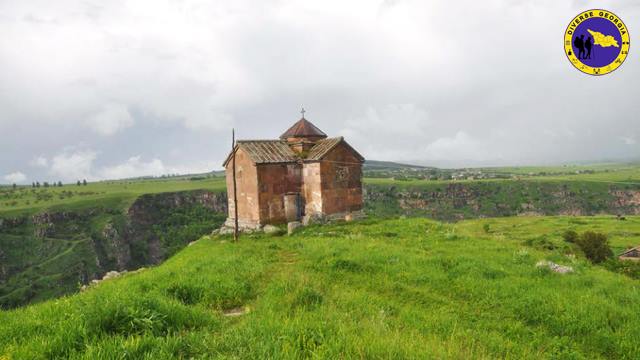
1, 0, 639, 184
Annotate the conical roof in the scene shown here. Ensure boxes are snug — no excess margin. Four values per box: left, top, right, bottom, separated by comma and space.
280, 118, 327, 140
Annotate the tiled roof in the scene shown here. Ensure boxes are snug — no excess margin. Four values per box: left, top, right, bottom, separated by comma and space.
306, 137, 342, 160
306, 137, 365, 162
222, 137, 364, 166
222, 140, 297, 166
280, 118, 327, 139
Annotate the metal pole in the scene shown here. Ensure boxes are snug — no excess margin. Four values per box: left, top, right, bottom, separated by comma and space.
232, 128, 239, 242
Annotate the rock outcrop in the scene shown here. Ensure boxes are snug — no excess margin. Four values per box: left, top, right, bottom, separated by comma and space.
364, 183, 640, 221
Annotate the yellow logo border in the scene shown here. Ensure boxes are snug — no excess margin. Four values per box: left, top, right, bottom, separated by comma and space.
564, 9, 630, 76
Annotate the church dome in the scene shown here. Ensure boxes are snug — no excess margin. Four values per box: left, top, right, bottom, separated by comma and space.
280, 118, 327, 140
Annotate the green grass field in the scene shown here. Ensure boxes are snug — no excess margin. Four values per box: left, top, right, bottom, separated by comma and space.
1, 216, 639, 359
529, 167, 640, 185
365, 164, 640, 187
481, 163, 635, 174
0, 177, 226, 216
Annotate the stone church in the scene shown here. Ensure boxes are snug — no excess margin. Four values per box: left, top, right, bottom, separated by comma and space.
222, 112, 364, 229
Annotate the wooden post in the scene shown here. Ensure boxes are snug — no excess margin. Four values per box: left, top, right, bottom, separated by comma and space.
232, 128, 239, 242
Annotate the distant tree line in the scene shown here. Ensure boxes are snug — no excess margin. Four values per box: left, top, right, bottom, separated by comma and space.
29, 179, 88, 188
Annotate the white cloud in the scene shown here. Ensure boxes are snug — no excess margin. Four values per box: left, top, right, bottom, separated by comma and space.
340, 105, 513, 165
97, 156, 167, 180
42, 146, 216, 182
86, 103, 134, 136
97, 156, 216, 179
29, 156, 48, 167
50, 150, 97, 182
423, 131, 489, 162
341, 104, 431, 161
0, 0, 638, 171
621, 136, 637, 145
4, 171, 27, 184
182, 111, 234, 132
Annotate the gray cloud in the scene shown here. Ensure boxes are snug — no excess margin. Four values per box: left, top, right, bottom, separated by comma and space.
0, 0, 638, 183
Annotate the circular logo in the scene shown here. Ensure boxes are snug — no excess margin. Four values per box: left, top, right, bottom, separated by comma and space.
564, 9, 630, 76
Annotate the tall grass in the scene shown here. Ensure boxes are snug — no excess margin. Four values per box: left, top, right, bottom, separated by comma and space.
1, 217, 640, 359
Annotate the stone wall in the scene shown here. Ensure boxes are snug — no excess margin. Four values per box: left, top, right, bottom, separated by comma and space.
319, 142, 364, 215
302, 162, 323, 215
225, 148, 260, 227
257, 163, 302, 224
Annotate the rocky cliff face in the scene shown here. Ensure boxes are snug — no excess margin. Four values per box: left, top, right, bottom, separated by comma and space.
0, 190, 227, 309
31, 211, 86, 238
92, 190, 227, 272
123, 190, 227, 266
609, 190, 640, 214
364, 182, 640, 221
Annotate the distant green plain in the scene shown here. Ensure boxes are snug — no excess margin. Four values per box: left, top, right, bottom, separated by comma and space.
0, 177, 227, 216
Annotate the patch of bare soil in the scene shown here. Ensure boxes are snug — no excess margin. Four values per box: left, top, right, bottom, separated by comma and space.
223, 306, 248, 317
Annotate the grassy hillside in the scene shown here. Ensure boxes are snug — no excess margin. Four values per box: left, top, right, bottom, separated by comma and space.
1, 216, 639, 359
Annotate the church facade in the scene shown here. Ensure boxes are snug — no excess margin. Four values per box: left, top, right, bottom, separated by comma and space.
222, 114, 364, 229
